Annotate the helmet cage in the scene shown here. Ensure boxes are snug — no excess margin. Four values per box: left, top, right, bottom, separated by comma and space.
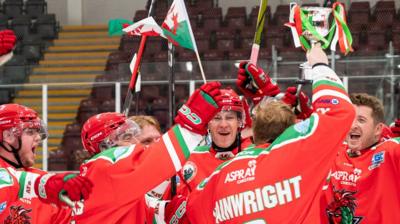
98, 119, 141, 152
7, 119, 48, 142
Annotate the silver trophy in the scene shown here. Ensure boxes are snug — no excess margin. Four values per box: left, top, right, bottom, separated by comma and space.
299, 6, 332, 80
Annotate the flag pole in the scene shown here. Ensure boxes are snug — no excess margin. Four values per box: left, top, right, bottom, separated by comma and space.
194, 50, 207, 83
121, 0, 157, 116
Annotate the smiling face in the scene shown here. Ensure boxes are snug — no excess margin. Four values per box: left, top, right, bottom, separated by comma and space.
208, 111, 241, 148
346, 105, 383, 152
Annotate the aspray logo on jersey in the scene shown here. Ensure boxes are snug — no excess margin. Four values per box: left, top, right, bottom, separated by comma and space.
224, 160, 256, 184
0, 168, 13, 189
182, 161, 197, 183
214, 176, 302, 222
331, 168, 362, 187
316, 98, 339, 105
368, 151, 385, 170
0, 201, 6, 214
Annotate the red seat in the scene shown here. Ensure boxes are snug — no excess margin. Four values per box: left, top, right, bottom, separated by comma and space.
225, 7, 247, 27
248, 5, 272, 27
200, 8, 222, 31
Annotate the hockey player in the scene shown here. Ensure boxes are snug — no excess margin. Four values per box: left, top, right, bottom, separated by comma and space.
165, 44, 355, 223
69, 82, 223, 223
326, 93, 400, 224
129, 115, 162, 145
149, 89, 254, 223
0, 104, 93, 223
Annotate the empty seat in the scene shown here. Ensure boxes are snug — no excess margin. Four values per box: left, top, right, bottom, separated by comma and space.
11, 15, 32, 40
3, 54, 27, 83
0, 14, 10, 30
22, 34, 44, 63
273, 4, 290, 26
36, 14, 57, 39
225, 7, 247, 27
133, 10, 148, 22
25, 0, 47, 18
119, 34, 140, 53
228, 49, 249, 60
248, 5, 272, 27
3, 0, 23, 18
77, 99, 99, 124
200, 8, 222, 31
215, 29, 237, 51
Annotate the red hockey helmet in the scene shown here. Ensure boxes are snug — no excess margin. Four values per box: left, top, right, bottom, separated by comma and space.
81, 112, 141, 155
0, 104, 47, 142
220, 88, 243, 113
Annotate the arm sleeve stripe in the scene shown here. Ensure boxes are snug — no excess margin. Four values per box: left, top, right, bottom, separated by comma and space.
172, 125, 190, 159
312, 89, 351, 104
313, 79, 346, 92
18, 171, 27, 198
162, 132, 183, 172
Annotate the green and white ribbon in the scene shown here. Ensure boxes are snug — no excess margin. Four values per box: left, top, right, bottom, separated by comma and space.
285, 2, 353, 55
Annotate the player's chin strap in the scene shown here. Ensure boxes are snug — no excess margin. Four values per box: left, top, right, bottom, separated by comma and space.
0, 139, 24, 168
212, 132, 242, 153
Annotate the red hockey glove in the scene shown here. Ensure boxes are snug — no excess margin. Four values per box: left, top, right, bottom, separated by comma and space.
175, 82, 222, 135
281, 86, 313, 120
241, 97, 252, 129
35, 173, 93, 206
236, 61, 280, 104
390, 119, 400, 137
0, 29, 16, 55
165, 195, 188, 224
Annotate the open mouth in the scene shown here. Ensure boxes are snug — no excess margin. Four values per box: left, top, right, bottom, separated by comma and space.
31, 147, 36, 153
218, 132, 230, 136
349, 133, 361, 140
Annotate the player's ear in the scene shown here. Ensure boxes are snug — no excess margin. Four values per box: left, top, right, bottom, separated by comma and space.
3, 129, 16, 144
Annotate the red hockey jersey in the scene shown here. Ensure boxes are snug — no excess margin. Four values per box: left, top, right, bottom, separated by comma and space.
327, 138, 400, 223
185, 65, 355, 223
70, 125, 202, 223
0, 159, 71, 223
177, 138, 253, 196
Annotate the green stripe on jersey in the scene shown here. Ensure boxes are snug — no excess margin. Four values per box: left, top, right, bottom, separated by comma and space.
86, 146, 133, 164
173, 125, 190, 159
313, 79, 346, 91
391, 137, 400, 144
193, 145, 211, 153
18, 171, 27, 198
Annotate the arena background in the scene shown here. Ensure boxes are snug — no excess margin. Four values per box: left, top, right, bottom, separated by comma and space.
0, 0, 398, 170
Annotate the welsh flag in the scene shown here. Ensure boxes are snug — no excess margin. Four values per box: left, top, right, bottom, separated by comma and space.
122, 0, 198, 52
161, 0, 198, 51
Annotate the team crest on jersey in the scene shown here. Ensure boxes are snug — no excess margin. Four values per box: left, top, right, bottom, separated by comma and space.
182, 161, 197, 183
0, 168, 13, 189
4, 205, 32, 224
326, 187, 357, 224
368, 151, 385, 170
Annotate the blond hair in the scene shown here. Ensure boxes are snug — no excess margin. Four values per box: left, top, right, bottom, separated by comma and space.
129, 115, 161, 132
252, 101, 296, 145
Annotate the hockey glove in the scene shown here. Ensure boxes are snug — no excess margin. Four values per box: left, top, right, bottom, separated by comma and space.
390, 119, 400, 137
236, 61, 280, 104
0, 30, 16, 55
281, 86, 313, 120
175, 82, 222, 135
241, 97, 252, 129
165, 195, 188, 224
35, 173, 93, 207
